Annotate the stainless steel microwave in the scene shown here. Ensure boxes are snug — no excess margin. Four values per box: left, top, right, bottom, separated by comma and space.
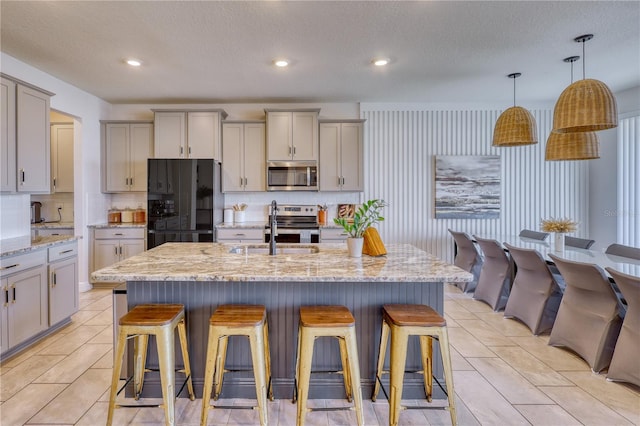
267, 161, 318, 191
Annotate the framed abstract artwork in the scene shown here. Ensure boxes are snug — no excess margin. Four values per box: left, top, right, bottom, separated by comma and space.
434, 155, 501, 219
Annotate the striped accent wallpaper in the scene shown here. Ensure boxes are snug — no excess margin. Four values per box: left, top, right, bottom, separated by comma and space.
360, 106, 589, 263
617, 116, 639, 247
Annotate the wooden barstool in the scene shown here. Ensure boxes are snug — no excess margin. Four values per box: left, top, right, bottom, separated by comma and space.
372, 304, 457, 426
107, 304, 195, 426
201, 304, 273, 426
293, 305, 364, 426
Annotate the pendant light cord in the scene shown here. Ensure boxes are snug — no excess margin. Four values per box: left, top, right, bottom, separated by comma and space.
513, 76, 516, 106
582, 40, 586, 80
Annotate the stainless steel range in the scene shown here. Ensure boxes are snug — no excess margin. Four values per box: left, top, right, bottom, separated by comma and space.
264, 204, 319, 244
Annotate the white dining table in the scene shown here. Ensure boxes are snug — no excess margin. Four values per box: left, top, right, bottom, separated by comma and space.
473, 235, 640, 278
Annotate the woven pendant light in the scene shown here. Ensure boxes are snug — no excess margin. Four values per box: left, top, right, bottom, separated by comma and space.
552, 34, 617, 133
493, 73, 538, 147
546, 56, 600, 161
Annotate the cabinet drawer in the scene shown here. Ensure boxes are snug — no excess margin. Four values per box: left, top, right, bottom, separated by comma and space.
217, 228, 264, 241
48, 241, 78, 262
94, 228, 145, 240
1, 250, 47, 278
320, 228, 349, 241
36, 228, 74, 237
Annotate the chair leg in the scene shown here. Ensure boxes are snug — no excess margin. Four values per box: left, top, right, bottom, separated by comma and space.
201, 326, 220, 426
156, 326, 176, 426
213, 335, 228, 400
292, 323, 302, 403
389, 326, 409, 426
372, 319, 390, 401
338, 336, 353, 402
437, 328, 457, 426
419, 335, 433, 402
296, 327, 315, 426
107, 327, 128, 426
249, 326, 269, 426
133, 334, 149, 399
177, 318, 195, 401
263, 321, 274, 401
345, 328, 364, 426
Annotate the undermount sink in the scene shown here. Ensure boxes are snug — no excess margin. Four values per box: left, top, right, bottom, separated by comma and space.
228, 245, 319, 255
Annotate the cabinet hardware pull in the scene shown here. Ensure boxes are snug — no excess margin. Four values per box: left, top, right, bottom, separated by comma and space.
53, 177, 57, 188
12, 285, 16, 303
1, 264, 19, 271
337, 177, 341, 186
130, 177, 133, 186
119, 246, 123, 255
180, 146, 183, 155
125, 177, 129, 186
20, 169, 25, 184
114, 247, 118, 256
53, 272, 57, 287
60, 249, 73, 255
114, 233, 124, 236
235, 233, 246, 236
240, 177, 243, 186
293, 146, 296, 155
188, 147, 191, 156
288, 146, 292, 155
244, 177, 248, 186
4, 287, 9, 306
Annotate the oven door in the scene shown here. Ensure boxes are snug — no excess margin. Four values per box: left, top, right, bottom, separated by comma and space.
264, 229, 319, 244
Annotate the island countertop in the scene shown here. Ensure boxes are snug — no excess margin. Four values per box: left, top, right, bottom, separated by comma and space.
91, 242, 472, 283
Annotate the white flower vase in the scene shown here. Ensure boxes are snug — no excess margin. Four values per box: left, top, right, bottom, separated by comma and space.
347, 237, 364, 258
554, 232, 565, 253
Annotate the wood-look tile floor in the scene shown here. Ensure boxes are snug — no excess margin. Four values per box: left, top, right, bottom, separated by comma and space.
1, 285, 639, 425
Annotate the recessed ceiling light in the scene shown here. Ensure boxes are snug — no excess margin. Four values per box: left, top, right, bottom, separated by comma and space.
372, 58, 390, 67
274, 59, 289, 68
126, 59, 142, 67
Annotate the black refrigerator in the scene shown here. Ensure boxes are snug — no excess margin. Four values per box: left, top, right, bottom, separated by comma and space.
147, 159, 224, 249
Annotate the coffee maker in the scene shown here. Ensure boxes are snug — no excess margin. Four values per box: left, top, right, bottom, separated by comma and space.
31, 201, 43, 223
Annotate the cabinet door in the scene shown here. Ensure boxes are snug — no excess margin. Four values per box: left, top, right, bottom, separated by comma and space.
154, 112, 186, 158
243, 123, 266, 191
7, 265, 47, 347
0, 278, 8, 354
222, 123, 245, 192
187, 111, 218, 159
105, 123, 130, 192
1, 77, 16, 192
121, 239, 145, 260
292, 112, 318, 161
49, 256, 78, 325
319, 123, 342, 191
93, 240, 121, 271
17, 85, 50, 193
266, 112, 292, 161
339, 123, 363, 191
129, 123, 153, 191
51, 124, 74, 193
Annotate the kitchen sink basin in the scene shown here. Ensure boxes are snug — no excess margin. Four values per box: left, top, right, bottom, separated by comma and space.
228, 245, 319, 255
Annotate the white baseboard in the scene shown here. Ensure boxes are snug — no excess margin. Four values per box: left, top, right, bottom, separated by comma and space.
79, 281, 93, 292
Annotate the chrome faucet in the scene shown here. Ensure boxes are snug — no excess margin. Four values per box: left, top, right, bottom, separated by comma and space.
269, 200, 278, 255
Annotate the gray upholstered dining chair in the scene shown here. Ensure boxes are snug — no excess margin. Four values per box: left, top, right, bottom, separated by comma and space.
472, 236, 511, 311
604, 268, 639, 387
519, 229, 549, 240
503, 244, 562, 335
564, 236, 596, 249
448, 229, 482, 293
548, 254, 624, 373
605, 243, 640, 260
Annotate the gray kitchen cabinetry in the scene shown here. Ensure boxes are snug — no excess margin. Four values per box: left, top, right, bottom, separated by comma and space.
50, 123, 74, 193
92, 227, 146, 273
102, 121, 153, 193
217, 228, 264, 243
222, 121, 266, 192
1, 77, 16, 192
319, 120, 364, 192
153, 110, 228, 160
320, 227, 349, 242
0, 250, 48, 355
48, 241, 78, 325
265, 109, 319, 161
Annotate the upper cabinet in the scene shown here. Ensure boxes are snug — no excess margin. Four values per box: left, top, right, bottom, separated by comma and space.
265, 109, 319, 161
319, 120, 365, 192
102, 121, 153, 193
153, 109, 227, 160
0, 76, 56, 194
50, 124, 74, 193
222, 121, 266, 192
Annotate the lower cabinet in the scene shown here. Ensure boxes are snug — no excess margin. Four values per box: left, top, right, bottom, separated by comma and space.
217, 228, 264, 243
320, 228, 349, 242
48, 242, 78, 325
92, 227, 146, 272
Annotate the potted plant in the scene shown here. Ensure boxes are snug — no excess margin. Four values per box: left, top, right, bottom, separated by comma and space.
334, 199, 387, 257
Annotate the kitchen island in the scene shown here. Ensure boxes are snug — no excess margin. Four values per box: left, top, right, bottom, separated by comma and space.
91, 242, 471, 399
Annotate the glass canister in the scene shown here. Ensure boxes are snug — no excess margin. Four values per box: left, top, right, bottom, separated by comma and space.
133, 207, 146, 223
108, 209, 121, 223
121, 207, 134, 223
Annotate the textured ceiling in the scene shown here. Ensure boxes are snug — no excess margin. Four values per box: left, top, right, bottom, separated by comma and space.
1, 1, 638, 105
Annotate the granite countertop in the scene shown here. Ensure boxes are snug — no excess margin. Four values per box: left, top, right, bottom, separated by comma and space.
91, 242, 472, 283
216, 221, 267, 229
31, 221, 75, 229
88, 223, 146, 229
1, 235, 79, 258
